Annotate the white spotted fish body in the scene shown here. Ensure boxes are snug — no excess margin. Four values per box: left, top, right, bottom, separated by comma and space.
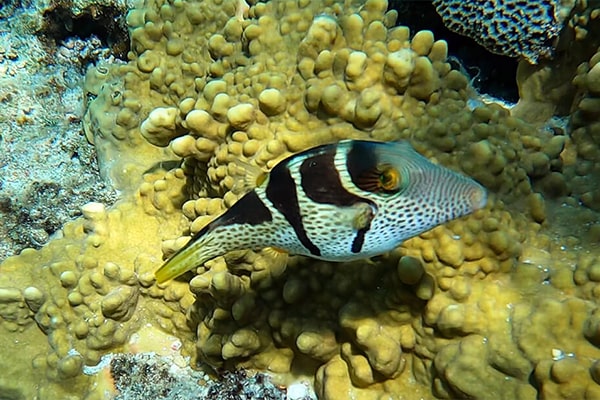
155, 140, 487, 283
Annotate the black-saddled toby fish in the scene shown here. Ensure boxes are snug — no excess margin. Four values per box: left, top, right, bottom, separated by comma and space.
155, 140, 487, 283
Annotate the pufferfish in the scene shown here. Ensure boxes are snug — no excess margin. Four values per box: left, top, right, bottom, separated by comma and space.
155, 140, 487, 283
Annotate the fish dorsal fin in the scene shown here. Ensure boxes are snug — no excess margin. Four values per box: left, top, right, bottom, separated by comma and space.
231, 159, 269, 193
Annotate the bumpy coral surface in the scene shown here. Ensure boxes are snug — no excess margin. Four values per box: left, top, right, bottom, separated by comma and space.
2, 0, 600, 399
512, 0, 600, 122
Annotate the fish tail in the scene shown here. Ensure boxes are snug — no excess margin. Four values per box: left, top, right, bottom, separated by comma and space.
155, 233, 216, 283
155, 189, 273, 283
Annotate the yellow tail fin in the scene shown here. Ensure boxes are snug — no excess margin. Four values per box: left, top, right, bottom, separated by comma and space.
155, 236, 212, 283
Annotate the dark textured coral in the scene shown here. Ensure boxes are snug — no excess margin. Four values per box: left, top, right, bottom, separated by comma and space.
109, 353, 287, 400
205, 370, 285, 400
39, 0, 130, 59
432, 0, 564, 63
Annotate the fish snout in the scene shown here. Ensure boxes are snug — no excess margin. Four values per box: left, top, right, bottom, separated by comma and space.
468, 183, 487, 211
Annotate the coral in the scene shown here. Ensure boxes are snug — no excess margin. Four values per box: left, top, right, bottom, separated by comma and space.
511, 2, 600, 207
512, 0, 600, 122
204, 369, 286, 400
431, 0, 575, 64
572, 46, 600, 154
0, 180, 197, 398
0, 6, 119, 260
39, 0, 130, 58
106, 353, 291, 400
1, 0, 132, 44
79, 351, 308, 399
569, 44, 600, 213
2, 0, 600, 399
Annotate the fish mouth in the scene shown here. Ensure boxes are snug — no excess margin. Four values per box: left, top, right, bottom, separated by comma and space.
468, 184, 488, 211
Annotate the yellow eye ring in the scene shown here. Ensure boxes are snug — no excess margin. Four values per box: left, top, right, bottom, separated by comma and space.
378, 164, 401, 192
353, 163, 403, 193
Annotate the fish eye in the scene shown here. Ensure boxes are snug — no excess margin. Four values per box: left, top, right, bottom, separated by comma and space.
352, 163, 404, 194
378, 164, 401, 193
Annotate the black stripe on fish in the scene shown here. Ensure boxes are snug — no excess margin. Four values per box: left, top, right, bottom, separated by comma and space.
299, 146, 378, 254
166, 190, 273, 258
218, 190, 273, 226
351, 223, 370, 253
346, 140, 381, 193
350, 208, 373, 254
197, 190, 273, 233
351, 202, 376, 253
266, 161, 321, 256
300, 149, 370, 207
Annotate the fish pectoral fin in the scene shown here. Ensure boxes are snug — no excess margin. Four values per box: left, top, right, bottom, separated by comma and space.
230, 159, 269, 193
351, 202, 377, 230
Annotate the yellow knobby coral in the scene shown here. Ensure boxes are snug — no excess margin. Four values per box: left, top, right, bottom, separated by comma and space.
2, 0, 600, 399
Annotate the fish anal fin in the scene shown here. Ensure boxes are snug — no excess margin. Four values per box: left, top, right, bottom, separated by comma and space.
261, 246, 289, 276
